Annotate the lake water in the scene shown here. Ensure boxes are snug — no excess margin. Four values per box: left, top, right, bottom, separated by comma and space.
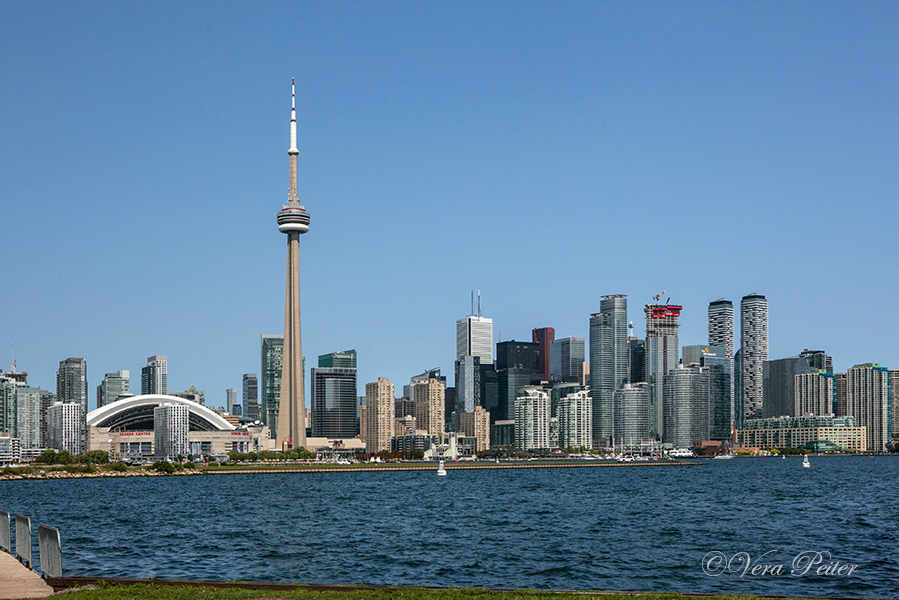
2, 457, 897, 598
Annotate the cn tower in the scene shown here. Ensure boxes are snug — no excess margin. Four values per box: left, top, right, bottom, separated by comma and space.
275, 78, 310, 450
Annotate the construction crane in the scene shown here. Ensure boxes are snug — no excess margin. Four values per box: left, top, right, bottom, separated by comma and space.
652, 290, 668, 305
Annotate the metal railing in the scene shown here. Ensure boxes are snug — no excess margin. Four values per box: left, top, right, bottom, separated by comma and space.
15, 513, 31, 568
0, 510, 9, 554
38, 525, 62, 578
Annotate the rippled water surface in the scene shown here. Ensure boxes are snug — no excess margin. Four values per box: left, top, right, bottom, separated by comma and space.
3, 457, 898, 598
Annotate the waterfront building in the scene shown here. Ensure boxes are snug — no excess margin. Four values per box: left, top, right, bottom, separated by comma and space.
458, 405, 490, 453
1, 375, 19, 437
835, 372, 848, 417
490, 419, 514, 447
16, 386, 55, 449
612, 382, 651, 449
141, 355, 167, 396
662, 364, 709, 449
412, 378, 445, 439
763, 356, 813, 418
47, 402, 83, 455
154, 403, 190, 459
700, 349, 732, 441
242, 374, 259, 421
456, 314, 493, 365
514, 387, 550, 451
740, 294, 768, 421
97, 370, 130, 408
846, 364, 891, 452
57, 357, 88, 447
260, 334, 284, 434
794, 371, 835, 417
549, 382, 584, 418
226, 388, 239, 415
365, 377, 394, 454
311, 362, 358, 438
891, 370, 899, 437
480, 363, 500, 421
708, 300, 734, 359
532, 327, 555, 381
645, 302, 682, 438
738, 415, 865, 451
733, 349, 742, 429
558, 390, 592, 451
454, 355, 481, 414
550, 337, 585, 383
391, 431, 437, 454
590, 295, 628, 448
497, 368, 539, 425
0, 435, 21, 465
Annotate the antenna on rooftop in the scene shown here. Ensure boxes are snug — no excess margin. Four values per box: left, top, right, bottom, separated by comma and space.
478, 290, 482, 317
471, 290, 474, 316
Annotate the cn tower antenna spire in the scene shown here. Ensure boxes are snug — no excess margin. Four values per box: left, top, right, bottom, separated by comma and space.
288, 78, 300, 205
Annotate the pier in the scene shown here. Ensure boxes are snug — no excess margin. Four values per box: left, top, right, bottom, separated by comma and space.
0, 552, 53, 599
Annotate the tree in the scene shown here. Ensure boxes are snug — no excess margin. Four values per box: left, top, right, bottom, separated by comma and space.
83, 450, 109, 464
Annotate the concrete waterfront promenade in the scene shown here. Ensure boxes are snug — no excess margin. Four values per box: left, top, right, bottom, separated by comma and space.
206, 460, 701, 475
0, 551, 53, 599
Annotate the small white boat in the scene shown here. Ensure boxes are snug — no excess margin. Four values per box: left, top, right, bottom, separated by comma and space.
437, 460, 447, 476
802, 455, 810, 468
713, 453, 734, 460
782, 454, 786, 460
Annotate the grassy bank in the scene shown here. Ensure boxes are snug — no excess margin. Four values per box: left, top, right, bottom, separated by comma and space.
52, 583, 792, 600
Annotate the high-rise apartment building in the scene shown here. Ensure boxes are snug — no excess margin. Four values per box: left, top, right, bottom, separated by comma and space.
700, 348, 732, 441
141, 355, 167, 396
456, 315, 493, 365
97, 370, 130, 408
707, 300, 734, 358
514, 387, 549, 451
459, 405, 490, 453
365, 377, 395, 454
613, 382, 652, 448
16, 386, 54, 449
57, 357, 87, 454
549, 337, 585, 383
412, 378, 445, 439
154, 403, 189, 459
226, 388, 239, 415
558, 390, 592, 451
891, 370, 899, 437
242, 373, 259, 421
645, 302, 682, 438
740, 294, 768, 420
835, 372, 848, 417
663, 364, 710, 449
532, 327, 555, 382
590, 295, 628, 448
47, 402, 83, 455
627, 334, 645, 384
260, 335, 284, 434
846, 364, 891, 452
1, 375, 19, 437
795, 371, 835, 416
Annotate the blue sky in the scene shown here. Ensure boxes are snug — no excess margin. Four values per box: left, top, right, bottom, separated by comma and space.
1, 1, 897, 410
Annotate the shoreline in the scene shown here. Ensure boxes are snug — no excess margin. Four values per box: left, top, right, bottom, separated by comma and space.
0, 459, 701, 481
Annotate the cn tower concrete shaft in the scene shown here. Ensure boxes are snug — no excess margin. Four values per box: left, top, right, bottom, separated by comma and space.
275, 78, 310, 450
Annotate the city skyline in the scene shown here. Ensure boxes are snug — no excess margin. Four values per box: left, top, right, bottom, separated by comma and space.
2, 3, 897, 401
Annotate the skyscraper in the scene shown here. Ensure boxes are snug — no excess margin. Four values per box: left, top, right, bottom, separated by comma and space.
365, 377, 394, 454
707, 300, 734, 358
454, 354, 481, 414
413, 378, 445, 438
275, 79, 311, 451
532, 327, 555, 381
549, 337, 585, 383
663, 364, 710, 449
57, 357, 87, 454
311, 351, 358, 438
558, 389, 592, 451
456, 315, 493, 365
740, 294, 768, 420
97, 370, 130, 408
260, 334, 283, 433
645, 302, 682, 438
0, 375, 18, 437
590, 295, 628, 448
47, 402, 83, 455
514, 386, 550, 451
795, 371, 835, 416
846, 364, 891, 452
141, 356, 167, 396
16, 386, 54, 449
763, 356, 812, 418
226, 388, 239, 415
242, 373, 259, 421
154, 403, 189, 459
799, 349, 833, 374
613, 383, 651, 449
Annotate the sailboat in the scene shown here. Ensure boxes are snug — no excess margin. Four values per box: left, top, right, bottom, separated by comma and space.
802, 455, 810, 468
437, 460, 447, 476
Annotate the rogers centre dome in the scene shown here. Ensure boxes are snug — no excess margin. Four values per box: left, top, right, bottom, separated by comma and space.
86, 394, 235, 432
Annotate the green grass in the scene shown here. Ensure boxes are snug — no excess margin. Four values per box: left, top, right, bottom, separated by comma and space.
54, 584, 803, 600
